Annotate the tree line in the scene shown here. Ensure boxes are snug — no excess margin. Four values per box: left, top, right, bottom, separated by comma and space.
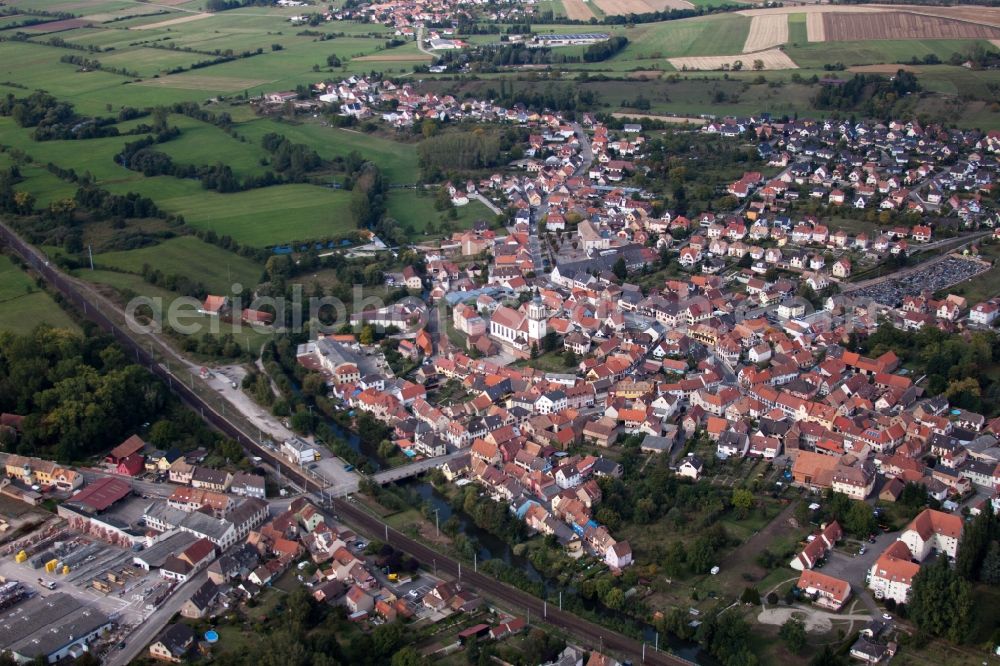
0, 326, 226, 462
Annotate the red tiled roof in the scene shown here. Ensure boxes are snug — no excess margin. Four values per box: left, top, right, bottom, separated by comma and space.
70, 476, 131, 511
109, 434, 145, 461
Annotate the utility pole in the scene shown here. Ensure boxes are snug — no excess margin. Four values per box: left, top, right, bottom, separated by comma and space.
433, 508, 440, 537
87, 245, 94, 270
559, 591, 562, 610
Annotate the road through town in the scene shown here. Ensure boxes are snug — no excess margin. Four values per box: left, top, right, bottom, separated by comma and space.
0, 221, 692, 665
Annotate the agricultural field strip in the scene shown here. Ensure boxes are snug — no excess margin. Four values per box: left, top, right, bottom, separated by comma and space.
593, 0, 693, 14
560, 0, 595, 22
805, 13, 825, 42
743, 14, 788, 53
822, 12, 1000, 43
669, 47, 797, 71
130, 12, 212, 29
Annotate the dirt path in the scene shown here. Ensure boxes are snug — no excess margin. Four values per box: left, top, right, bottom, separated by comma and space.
720, 500, 800, 578
758, 606, 871, 633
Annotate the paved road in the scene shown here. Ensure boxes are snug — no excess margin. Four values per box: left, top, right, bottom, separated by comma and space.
841, 231, 991, 293
371, 450, 467, 484
1, 222, 690, 664
415, 25, 434, 56
470, 193, 502, 216
529, 122, 593, 276
79, 469, 173, 500
104, 570, 208, 666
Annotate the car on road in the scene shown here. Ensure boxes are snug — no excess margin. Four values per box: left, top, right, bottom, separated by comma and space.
882, 613, 892, 621
307, 463, 318, 470
343, 464, 354, 472
353, 541, 366, 550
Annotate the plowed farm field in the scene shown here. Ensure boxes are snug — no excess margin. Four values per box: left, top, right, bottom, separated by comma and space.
822, 11, 1000, 41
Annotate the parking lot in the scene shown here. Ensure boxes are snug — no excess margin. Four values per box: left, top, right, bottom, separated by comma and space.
851, 255, 989, 306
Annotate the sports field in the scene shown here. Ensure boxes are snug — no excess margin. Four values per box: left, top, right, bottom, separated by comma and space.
0, 254, 80, 334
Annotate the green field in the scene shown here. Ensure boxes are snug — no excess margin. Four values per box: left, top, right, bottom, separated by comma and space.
787, 13, 807, 46
235, 121, 421, 184
614, 14, 752, 60
132, 183, 357, 246
386, 190, 496, 237
787, 39, 996, 69
0, 254, 80, 334
95, 236, 264, 293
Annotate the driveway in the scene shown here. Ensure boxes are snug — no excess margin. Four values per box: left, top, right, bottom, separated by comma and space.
758, 605, 871, 634
819, 529, 897, 587
816, 528, 899, 615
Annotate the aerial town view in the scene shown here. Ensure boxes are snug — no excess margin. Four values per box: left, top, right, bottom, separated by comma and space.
1, 0, 1000, 663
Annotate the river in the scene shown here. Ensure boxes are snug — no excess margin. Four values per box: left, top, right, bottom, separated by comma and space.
402, 479, 714, 664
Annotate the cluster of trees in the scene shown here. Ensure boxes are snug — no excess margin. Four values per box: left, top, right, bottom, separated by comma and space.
956, 504, 1000, 585
638, 130, 763, 214
661, 608, 758, 666
418, 131, 503, 176
350, 162, 387, 230
260, 132, 325, 180
457, 484, 528, 543
74, 185, 163, 220
205, 0, 268, 10
0, 326, 221, 461
0, 91, 75, 138
164, 49, 264, 75
58, 54, 138, 78
582, 35, 628, 62
860, 325, 999, 414
819, 490, 878, 537
470, 79, 596, 115
909, 554, 974, 643
812, 71, 920, 118
209, 586, 422, 666
118, 128, 325, 193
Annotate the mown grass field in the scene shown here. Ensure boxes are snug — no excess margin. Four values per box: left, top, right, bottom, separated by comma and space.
613, 14, 752, 60
386, 190, 496, 237
95, 236, 264, 292
132, 183, 357, 246
787, 12, 807, 46
0, 254, 80, 334
234, 121, 421, 184
786, 38, 996, 69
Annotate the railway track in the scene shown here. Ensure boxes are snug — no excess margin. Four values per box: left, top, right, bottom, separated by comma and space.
0, 222, 694, 665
